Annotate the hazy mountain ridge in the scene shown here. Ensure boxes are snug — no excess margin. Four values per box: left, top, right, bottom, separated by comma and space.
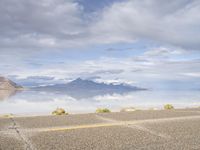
0, 76, 23, 90
33, 78, 146, 92
32, 78, 146, 99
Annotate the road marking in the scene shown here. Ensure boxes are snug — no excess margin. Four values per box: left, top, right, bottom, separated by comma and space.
42, 115, 200, 132
43, 122, 126, 132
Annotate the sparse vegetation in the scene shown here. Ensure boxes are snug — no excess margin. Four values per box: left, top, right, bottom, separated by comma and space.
164, 104, 174, 110
1, 114, 14, 118
96, 108, 111, 113
52, 108, 68, 115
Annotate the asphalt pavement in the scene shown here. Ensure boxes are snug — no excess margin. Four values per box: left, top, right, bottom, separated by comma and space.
0, 108, 200, 150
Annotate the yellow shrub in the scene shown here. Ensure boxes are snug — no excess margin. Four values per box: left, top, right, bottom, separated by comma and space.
164, 104, 174, 110
52, 108, 68, 115
96, 108, 111, 113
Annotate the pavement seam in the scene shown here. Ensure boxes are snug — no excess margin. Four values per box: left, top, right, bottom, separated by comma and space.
9, 118, 35, 150
95, 115, 172, 140
126, 124, 171, 140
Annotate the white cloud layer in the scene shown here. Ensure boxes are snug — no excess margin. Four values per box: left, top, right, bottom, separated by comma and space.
93, 0, 200, 49
0, 0, 200, 89
0, 0, 200, 50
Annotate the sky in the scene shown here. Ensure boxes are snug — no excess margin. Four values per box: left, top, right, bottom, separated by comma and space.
0, 0, 200, 89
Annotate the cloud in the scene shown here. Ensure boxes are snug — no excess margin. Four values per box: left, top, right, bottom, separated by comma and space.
143, 47, 185, 57
134, 46, 188, 61
0, 0, 87, 50
182, 72, 200, 78
85, 76, 101, 80
92, 0, 200, 49
92, 69, 124, 75
0, 0, 200, 90
105, 47, 134, 52
4, 46, 199, 89
75, 0, 121, 13
0, 0, 200, 52
25, 76, 55, 81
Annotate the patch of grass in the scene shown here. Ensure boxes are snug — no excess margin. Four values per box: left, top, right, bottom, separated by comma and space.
164, 104, 174, 110
96, 108, 111, 113
52, 108, 68, 115
1, 114, 14, 118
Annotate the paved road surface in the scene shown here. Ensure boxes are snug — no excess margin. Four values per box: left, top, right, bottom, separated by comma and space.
0, 108, 200, 150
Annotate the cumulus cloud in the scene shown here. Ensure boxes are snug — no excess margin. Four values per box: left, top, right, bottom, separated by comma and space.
0, 0, 87, 50
133, 46, 188, 61
92, 0, 200, 49
0, 0, 200, 89
0, 0, 200, 51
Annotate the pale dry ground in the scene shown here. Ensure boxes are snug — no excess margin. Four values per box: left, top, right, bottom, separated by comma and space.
0, 108, 200, 150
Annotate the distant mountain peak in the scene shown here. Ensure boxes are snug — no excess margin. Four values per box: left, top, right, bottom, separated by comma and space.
0, 76, 23, 90
32, 78, 146, 99
76, 78, 83, 81
69, 78, 132, 87
34, 78, 145, 92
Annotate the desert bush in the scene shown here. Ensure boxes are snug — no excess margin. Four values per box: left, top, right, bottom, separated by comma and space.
52, 108, 68, 115
2, 114, 14, 118
96, 108, 111, 113
164, 104, 174, 110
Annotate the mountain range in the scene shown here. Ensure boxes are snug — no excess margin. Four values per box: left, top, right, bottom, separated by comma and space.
0, 76, 23, 90
0, 77, 146, 99
32, 78, 146, 99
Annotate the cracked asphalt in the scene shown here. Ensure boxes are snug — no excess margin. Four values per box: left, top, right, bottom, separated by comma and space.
0, 108, 200, 150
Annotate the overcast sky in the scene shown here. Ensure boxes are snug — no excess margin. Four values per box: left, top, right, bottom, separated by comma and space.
0, 0, 200, 89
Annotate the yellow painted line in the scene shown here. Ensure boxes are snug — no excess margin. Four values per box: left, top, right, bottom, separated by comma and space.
42, 121, 137, 132
41, 115, 200, 132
